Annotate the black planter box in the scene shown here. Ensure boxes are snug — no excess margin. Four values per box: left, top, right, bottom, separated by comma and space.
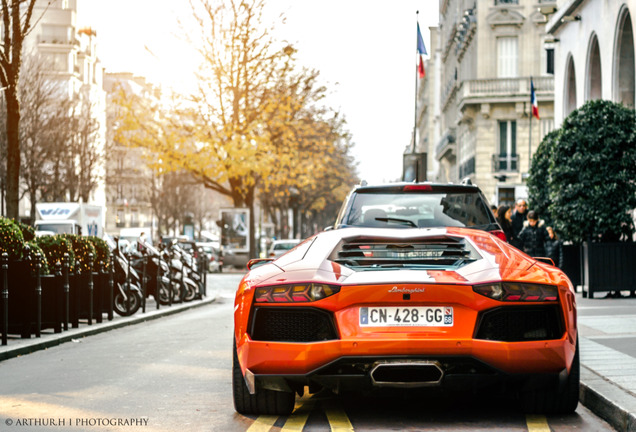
2, 260, 39, 338
582, 242, 636, 298
561, 244, 581, 289
41, 274, 66, 333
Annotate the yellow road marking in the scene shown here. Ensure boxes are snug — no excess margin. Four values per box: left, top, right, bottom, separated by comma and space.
282, 399, 316, 431
526, 414, 551, 432
247, 415, 278, 432
325, 406, 354, 432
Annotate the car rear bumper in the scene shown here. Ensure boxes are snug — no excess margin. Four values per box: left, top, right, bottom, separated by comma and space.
238, 336, 573, 378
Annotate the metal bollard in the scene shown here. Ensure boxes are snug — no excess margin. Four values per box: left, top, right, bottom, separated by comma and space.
107, 255, 114, 321
1, 253, 8, 346
35, 253, 42, 338
62, 254, 70, 331
141, 254, 147, 313
87, 253, 94, 325
126, 252, 132, 315
155, 254, 161, 310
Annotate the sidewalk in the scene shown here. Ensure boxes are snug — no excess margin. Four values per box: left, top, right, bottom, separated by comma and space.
0, 290, 217, 362
578, 295, 636, 432
1, 287, 635, 431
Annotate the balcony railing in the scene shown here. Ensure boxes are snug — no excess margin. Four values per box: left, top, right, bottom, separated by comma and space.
457, 76, 554, 102
492, 154, 519, 172
436, 129, 456, 160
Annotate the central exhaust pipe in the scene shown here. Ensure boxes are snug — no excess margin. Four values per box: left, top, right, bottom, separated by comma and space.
370, 360, 444, 388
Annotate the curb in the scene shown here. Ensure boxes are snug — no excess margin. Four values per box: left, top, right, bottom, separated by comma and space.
0, 294, 217, 362
580, 366, 636, 432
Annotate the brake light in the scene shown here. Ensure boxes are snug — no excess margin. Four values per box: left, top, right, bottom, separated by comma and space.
403, 184, 432, 191
473, 283, 558, 302
491, 230, 507, 242
254, 283, 341, 302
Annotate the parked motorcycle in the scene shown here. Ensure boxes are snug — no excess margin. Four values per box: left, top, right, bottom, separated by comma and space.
164, 241, 199, 302
129, 241, 173, 305
112, 243, 143, 316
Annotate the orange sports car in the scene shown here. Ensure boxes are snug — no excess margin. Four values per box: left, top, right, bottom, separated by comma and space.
232, 182, 578, 415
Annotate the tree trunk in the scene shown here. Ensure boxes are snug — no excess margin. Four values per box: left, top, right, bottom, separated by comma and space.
5, 87, 21, 220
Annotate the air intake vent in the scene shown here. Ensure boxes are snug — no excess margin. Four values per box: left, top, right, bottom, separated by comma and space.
474, 306, 563, 342
250, 307, 338, 342
333, 235, 479, 269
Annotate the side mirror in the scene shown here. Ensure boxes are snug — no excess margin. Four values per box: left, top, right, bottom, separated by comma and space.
247, 258, 274, 270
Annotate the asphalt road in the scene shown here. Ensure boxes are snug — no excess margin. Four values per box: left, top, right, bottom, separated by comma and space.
0, 273, 616, 431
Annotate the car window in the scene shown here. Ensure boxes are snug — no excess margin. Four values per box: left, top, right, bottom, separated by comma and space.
273, 242, 298, 251
345, 191, 493, 229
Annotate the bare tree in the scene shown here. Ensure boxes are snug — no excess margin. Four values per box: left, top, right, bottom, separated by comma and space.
18, 52, 66, 222
0, 0, 40, 219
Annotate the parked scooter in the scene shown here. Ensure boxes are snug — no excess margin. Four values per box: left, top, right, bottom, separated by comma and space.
112, 241, 143, 316
129, 241, 172, 305
163, 241, 199, 302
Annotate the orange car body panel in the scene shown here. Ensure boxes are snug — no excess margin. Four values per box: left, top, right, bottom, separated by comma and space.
234, 227, 577, 383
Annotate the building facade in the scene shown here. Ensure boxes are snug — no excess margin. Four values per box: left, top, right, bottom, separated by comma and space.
546, 0, 636, 125
418, 0, 557, 206
103, 73, 158, 237
20, 0, 106, 215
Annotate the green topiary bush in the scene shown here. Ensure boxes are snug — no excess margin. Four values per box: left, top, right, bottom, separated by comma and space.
547, 100, 636, 243
87, 236, 111, 271
12, 220, 36, 242
24, 241, 50, 275
35, 235, 75, 273
527, 129, 559, 225
62, 234, 97, 274
0, 217, 25, 261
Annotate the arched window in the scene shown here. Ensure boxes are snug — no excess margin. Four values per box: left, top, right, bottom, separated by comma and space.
586, 34, 602, 101
565, 55, 577, 117
614, 8, 635, 107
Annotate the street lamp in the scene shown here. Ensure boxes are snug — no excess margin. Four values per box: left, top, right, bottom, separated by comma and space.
288, 187, 300, 239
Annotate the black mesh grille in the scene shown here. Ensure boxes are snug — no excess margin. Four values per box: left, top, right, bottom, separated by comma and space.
250, 307, 338, 342
333, 235, 478, 268
474, 306, 563, 342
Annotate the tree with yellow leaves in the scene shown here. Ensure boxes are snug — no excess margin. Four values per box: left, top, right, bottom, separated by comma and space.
114, 0, 358, 256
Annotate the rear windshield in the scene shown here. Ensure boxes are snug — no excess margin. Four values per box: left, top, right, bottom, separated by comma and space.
344, 191, 494, 229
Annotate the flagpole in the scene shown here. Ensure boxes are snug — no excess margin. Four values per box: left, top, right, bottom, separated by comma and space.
529, 76, 533, 167
413, 10, 419, 155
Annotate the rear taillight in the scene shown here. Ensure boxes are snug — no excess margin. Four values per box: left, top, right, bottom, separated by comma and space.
491, 230, 507, 242
254, 283, 341, 303
473, 283, 558, 302
403, 184, 432, 191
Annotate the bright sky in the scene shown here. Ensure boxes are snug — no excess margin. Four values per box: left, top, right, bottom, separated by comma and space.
79, 0, 439, 185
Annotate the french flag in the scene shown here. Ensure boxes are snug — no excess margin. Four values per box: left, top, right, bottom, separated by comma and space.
531, 78, 540, 119
417, 23, 427, 78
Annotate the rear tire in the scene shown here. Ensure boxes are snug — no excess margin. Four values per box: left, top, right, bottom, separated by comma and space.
232, 339, 294, 415
114, 285, 142, 316
521, 337, 580, 414
183, 281, 197, 302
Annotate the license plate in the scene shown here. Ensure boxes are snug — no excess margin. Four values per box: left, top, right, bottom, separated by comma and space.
359, 306, 453, 327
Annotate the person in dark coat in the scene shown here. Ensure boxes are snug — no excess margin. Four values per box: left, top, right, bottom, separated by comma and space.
510, 199, 528, 248
544, 226, 563, 268
517, 210, 549, 257
496, 205, 514, 244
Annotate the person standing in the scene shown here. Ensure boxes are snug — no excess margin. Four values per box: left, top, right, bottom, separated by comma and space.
518, 211, 549, 257
496, 205, 514, 244
511, 199, 528, 245
544, 226, 563, 268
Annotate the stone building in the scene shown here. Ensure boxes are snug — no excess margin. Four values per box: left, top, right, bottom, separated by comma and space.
545, 0, 636, 123
417, 0, 557, 206
20, 0, 106, 215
